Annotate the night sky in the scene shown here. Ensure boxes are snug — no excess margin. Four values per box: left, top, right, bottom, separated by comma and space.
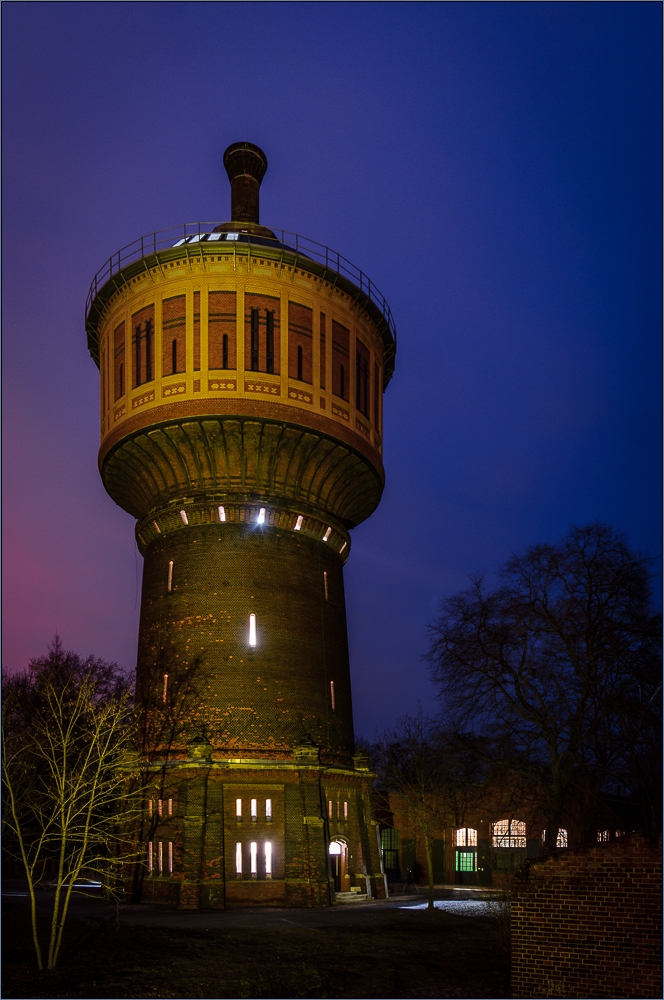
2, 2, 661, 738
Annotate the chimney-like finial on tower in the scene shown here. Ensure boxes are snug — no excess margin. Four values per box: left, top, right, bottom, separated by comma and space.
223, 142, 268, 225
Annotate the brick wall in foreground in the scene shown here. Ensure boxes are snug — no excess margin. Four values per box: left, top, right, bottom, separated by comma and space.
511, 836, 662, 999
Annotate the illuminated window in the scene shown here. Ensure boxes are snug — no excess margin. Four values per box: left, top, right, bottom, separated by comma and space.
329, 841, 342, 856
328, 800, 333, 819
236, 842, 242, 876
541, 829, 568, 848
340, 541, 347, 553
158, 799, 163, 818
218, 505, 226, 522
249, 614, 257, 646
180, 509, 188, 525
158, 841, 163, 874
148, 799, 153, 817
265, 841, 272, 877
153, 520, 161, 533
323, 571, 328, 599
598, 830, 610, 842
257, 508, 266, 525
265, 798, 272, 820
250, 842, 257, 876
456, 852, 477, 872
492, 819, 526, 847
344, 801, 348, 820
147, 841, 153, 871
236, 798, 242, 818
294, 514, 303, 531
336, 801, 340, 820
323, 527, 332, 542
168, 798, 173, 817
251, 798, 257, 821
162, 674, 168, 703
167, 561, 173, 592
168, 841, 173, 873
456, 828, 478, 847
330, 680, 336, 711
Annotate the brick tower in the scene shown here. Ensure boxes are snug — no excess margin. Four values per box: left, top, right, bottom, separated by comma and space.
86, 142, 396, 908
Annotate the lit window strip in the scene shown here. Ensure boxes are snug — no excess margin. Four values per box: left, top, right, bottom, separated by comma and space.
330, 680, 336, 711
236, 842, 242, 875
168, 798, 173, 817
265, 798, 272, 819
168, 841, 173, 873
251, 798, 257, 820
158, 799, 163, 818
249, 614, 257, 646
167, 560, 173, 592
257, 507, 266, 525
323, 571, 329, 599
250, 841, 257, 875
323, 527, 332, 542
153, 520, 161, 533
162, 674, 168, 703
148, 841, 153, 871
180, 509, 188, 525
265, 841, 272, 876
236, 798, 242, 818
294, 514, 303, 531
218, 505, 226, 522
158, 841, 163, 873
344, 801, 348, 819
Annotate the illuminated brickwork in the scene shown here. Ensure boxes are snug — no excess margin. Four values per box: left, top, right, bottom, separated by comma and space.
87, 143, 394, 907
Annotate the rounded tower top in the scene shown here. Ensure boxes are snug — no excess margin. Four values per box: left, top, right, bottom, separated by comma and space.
223, 142, 268, 226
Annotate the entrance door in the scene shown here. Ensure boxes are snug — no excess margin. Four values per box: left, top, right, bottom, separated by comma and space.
329, 841, 342, 891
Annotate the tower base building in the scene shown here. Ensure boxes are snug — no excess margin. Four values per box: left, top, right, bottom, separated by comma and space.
87, 143, 396, 906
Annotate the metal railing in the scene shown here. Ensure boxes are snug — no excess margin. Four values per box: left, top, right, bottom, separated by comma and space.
85, 222, 396, 347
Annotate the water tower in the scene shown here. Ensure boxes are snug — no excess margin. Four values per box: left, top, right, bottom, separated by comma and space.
86, 142, 396, 907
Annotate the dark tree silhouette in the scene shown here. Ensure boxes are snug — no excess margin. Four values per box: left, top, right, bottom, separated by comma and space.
426, 524, 662, 850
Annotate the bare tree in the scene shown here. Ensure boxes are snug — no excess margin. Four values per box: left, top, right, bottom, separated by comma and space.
372, 710, 485, 908
426, 524, 662, 850
2, 637, 136, 970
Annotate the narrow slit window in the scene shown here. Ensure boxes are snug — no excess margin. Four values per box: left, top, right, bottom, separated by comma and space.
344, 801, 348, 820
172, 338, 178, 375
340, 541, 347, 554
328, 800, 333, 819
162, 674, 168, 703
168, 841, 173, 873
294, 514, 303, 531
265, 798, 272, 820
323, 527, 332, 542
148, 799, 153, 817
222, 333, 229, 370
297, 345, 303, 381
135, 326, 142, 387
330, 680, 336, 711
257, 508, 266, 525
250, 841, 257, 875
265, 841, 272, 876
147, 841, 153, 871
158, 799, 163, 818
266, 311, 274, 374
218, 505, 226, 522
249, 613, 257, 647
158, 841, 163, 874
236, 798, 242, 818
167, 561, 173, 592
323, 571, 329, 599
145, 320, 152, 381
180, 510, 188, 525
340, 365, 345, 399
251, 798, 257, 821
153, 520, 161, 533
336, 801, 340, 819
250, 309, 259, 371
168, 798, 173, 817
236, 842, 243, 875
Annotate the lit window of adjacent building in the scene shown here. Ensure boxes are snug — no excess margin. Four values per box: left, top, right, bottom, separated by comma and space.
265, 841, 272, 878
456, 828, 478, 847
236, 798, 242, 819
598, 829, 610, 842
250, 842, 257, 877
456, 852, 477, 872
265, 798, 272, 820
492, 819, 526, 848
236, 842, 243, 876
541, 828, 568, 848
249, 614, 257, 646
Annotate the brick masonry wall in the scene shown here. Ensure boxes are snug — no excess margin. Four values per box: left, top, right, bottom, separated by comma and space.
511, 836, 662, 999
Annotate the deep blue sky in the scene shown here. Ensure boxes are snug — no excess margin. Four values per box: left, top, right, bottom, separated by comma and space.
2, 2, 661, 737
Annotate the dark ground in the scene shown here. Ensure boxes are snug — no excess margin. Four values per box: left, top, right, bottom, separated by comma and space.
2, 883, 510, 999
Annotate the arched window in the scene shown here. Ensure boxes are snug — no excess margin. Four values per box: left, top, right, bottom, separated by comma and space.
455, 828, 477, 847
492, 819, 526, 847
329, 841, 342, 856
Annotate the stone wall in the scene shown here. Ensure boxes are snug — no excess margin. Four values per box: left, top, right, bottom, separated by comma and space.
511, 836, 662, 999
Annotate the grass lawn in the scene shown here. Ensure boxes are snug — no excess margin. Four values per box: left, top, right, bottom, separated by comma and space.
2, 897, 510, 999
